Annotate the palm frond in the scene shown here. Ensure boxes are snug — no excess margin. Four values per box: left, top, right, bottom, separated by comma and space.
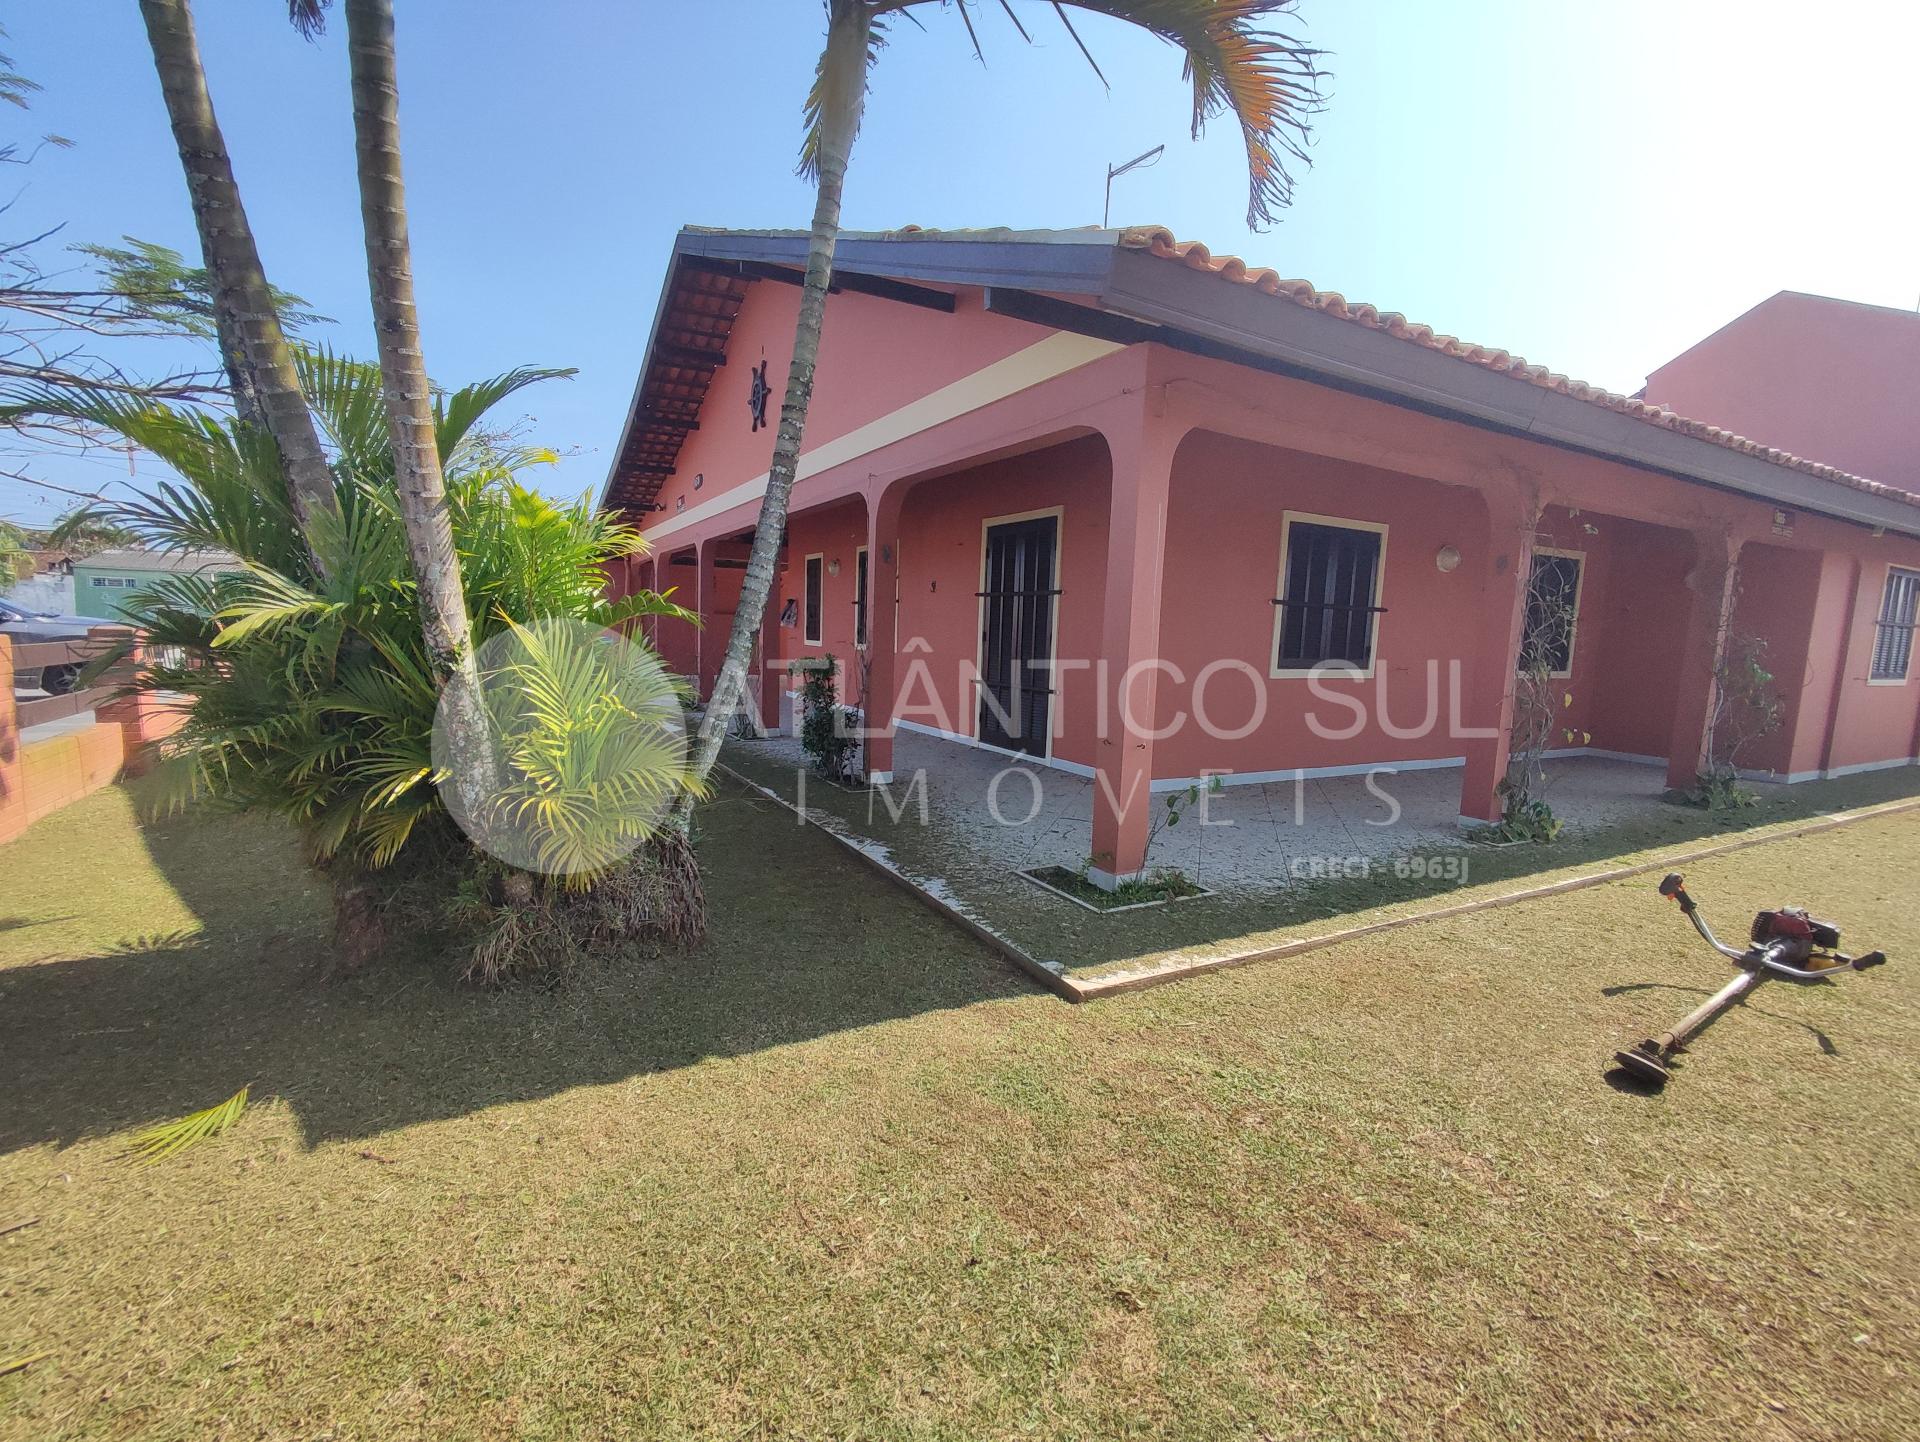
1050, 0, 1326, 226
434, 366, 576, 465
600, 589, 699, 630
286, 1, 331, 40
295, 346, 393, 485
125, 1087, 250, 1164
800, 4, 889, 180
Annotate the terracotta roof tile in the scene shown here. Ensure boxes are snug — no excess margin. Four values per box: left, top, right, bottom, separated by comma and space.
1118, 225, 1920, 509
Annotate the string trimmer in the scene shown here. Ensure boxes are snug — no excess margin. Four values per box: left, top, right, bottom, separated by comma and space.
1611, 872, 1888, 1086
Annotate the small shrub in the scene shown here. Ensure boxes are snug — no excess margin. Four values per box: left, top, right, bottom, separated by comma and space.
1684, 769, 1762, 812
1474, 786, 1564, 845
789, 654, 860, 784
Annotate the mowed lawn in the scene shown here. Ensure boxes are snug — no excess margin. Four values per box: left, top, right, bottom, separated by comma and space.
2, 782, 1917, 1441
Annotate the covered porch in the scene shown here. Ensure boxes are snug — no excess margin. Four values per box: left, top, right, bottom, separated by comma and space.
623, 340, 1886, 896
731, 725, 1676, 892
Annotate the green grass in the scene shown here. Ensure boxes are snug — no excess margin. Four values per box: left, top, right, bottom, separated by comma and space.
723, 737, 1920, 978
3, 779, 1919, 1439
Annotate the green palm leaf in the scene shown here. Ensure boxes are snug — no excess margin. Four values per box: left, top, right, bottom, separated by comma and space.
125, 1087, 250, 1164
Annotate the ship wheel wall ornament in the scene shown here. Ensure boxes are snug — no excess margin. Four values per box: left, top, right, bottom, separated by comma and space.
747, 359, 771, 432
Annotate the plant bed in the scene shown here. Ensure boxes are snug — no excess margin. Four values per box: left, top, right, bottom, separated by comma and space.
1019, 864, 1215, 914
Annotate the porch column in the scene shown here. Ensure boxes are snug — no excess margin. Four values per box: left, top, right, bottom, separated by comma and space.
693, 537, 720, 704
1088, 412, 1184, 889
1457, 484, 1540, 825
862, 482, 907, 783
1664, 527, 1745, 791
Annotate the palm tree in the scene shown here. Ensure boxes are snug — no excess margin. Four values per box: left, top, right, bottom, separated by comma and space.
136, 0, 338, 538
334, 0, 495, 818
677, 0, 1325, 806
39, 353, 697, 975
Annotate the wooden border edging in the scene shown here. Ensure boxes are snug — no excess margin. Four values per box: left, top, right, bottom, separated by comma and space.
719, 760, 1920, 1006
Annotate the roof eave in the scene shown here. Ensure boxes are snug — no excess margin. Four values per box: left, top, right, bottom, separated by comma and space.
1096, 248, 1920, 539
599, 227, 1121, 514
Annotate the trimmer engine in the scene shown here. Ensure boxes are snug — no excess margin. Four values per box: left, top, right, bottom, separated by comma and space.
1748, 908, 1843, 966
1609, 873, 1887, 1086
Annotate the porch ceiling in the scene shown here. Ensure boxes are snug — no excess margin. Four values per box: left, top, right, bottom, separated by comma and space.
603, 260, 749, 515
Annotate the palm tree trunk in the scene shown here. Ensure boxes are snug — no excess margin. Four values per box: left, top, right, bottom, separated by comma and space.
344, 0, 494, 815
137, 0, 336, 537
677, 3, 872, 814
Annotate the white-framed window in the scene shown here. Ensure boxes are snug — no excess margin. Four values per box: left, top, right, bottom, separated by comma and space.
802, 553, 824, 646
854, 546, 869, 649
1870, 566, 1919, 683
1271, 512, 1387, 678
89, 576, 134, 589
1520, 548, 1585, 678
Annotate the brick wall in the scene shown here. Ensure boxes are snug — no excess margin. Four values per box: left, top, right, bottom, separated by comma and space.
0, 633, 181, 845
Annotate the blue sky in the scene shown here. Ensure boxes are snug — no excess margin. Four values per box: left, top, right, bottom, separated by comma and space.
4, 0, 1915, 528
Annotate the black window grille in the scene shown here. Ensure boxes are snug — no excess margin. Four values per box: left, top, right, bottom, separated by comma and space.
1871, 567, 1919, 681
1521, 552, 1582, 675
1274, 521, 1384, 670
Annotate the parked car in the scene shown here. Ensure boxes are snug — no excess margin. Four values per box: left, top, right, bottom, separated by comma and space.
0, 596, 96, 694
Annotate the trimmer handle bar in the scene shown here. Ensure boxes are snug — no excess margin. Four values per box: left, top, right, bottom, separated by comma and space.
1657, 872, 1890, 976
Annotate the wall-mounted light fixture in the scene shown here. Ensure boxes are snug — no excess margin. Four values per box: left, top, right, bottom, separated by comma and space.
827, 558, 841, 576
1435, 544, 1462, 573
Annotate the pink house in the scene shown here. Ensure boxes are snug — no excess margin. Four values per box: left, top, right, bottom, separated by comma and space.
601, 228, 1920, 888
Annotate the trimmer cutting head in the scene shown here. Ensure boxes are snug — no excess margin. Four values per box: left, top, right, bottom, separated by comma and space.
1612, 1042, 1673, 1086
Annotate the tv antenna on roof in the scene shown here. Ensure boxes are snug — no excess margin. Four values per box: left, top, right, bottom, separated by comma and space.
1104, 144, 1164, 229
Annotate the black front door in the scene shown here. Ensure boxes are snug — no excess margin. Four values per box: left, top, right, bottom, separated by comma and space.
978, 515, 1058, 757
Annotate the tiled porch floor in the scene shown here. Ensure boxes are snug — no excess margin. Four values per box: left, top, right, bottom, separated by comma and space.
733, 727, 1673, 893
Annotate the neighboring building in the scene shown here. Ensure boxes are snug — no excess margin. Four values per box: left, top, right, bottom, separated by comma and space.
2, 551, 76, 616
601, 227, 1920, 888
71, 548, 241, 621
1642, 291, 1920, 496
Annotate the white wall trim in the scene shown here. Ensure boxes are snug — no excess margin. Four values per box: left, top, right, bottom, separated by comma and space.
1736, 767, 1824, 784
1148, 755, 1468, 791
888, 727, 1713, 791
636, 332, 1123, 545
893, 718, 1097, 779
1821, 756, 1920, 780
1732, 757, 1920, 784
1541, 746, 1664, 766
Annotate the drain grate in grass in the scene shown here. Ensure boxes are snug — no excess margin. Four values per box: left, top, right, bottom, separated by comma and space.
1019, 864, 1214, 913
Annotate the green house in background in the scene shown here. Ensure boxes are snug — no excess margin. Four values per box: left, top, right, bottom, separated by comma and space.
71, 548, 241, 621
